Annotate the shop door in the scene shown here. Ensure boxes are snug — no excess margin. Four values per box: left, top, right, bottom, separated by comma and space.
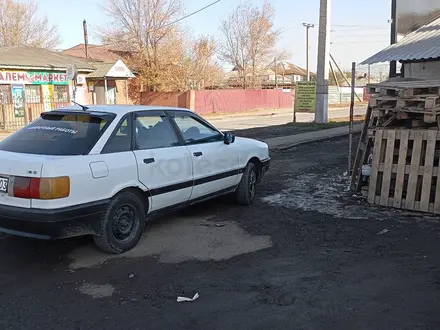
95, 86, 105, 104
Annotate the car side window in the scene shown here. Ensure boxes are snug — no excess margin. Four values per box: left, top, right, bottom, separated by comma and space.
101, 118, 131, 154
173, 115, 221, 144
135, 115, 180, 150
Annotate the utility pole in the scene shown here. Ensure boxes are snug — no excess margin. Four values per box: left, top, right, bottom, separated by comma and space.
303, 23, 315, 81
389, 0, 397, 78
83, 19, 89, 59
315, 0, 332, 124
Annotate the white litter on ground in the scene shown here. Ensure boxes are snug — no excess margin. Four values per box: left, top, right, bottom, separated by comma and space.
177, 293, 199, 302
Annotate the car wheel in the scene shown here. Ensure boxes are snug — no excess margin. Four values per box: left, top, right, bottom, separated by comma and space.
93, 191, 145, 254
235, 162, 258, 206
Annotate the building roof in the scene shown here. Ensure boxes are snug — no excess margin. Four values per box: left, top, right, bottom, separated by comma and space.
87, 60, 135, 78
281, 62, 315, 76
361, 16, 440, 65
63, 44, 132, 62
87, 63, 115, 78
0, 47, 96, 71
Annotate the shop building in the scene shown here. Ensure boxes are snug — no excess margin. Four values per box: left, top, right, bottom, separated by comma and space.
0, 47, 134, 130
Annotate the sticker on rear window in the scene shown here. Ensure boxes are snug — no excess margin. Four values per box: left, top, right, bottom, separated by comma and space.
27, 126, 78, 134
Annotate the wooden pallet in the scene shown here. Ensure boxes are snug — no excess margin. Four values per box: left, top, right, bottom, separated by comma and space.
350, 106, 376, 192
367, 80, 440, 98
369, 95, 440, 109
368, 129, 440, 213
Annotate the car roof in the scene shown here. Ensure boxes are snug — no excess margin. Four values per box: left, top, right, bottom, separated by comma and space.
55, 105, 194, 115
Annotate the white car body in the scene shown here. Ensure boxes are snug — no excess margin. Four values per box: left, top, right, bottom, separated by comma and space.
0, 105, 270, 248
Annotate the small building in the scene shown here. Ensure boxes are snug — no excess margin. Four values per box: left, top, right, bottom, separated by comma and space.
0, 47, 134, 130
63, 44, 137, 103
276, 62, 315, 82
362, 16, 440, 80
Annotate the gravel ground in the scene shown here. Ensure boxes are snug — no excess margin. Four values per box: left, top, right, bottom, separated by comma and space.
0, 137, 440, 330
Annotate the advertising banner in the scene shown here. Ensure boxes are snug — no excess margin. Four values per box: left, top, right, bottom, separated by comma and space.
0, 71, 69, 85
11, 84, 25, 118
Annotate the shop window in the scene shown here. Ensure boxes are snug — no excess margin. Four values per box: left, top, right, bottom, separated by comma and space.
25, 85, 42, 104
0, 85, 12, 104
54, 85, 69, 103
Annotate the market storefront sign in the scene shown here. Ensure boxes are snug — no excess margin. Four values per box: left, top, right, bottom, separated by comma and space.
0, 71, 69, 85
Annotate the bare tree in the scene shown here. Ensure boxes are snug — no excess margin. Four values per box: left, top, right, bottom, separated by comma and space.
0, 0, 60, 48
219, 1, 280, 88
100, 0, 184, 91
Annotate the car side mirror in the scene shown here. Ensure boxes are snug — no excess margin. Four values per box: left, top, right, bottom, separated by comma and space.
224, 132, 235, 145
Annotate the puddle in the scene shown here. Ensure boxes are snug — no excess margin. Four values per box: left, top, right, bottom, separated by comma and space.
69, 216, 272, 269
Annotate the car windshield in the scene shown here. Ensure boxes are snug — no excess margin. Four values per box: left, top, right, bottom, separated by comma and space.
0, 112, 114, 155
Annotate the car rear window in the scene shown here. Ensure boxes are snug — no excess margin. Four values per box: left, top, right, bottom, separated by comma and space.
0, 112, 114, 155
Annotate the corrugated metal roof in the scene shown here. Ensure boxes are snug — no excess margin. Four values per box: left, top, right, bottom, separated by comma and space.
86, 62, 114, 78
361, 16, 440, 65
0, 47, 95, 70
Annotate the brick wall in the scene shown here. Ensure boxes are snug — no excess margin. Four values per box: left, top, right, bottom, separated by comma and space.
140, 91, 190, 108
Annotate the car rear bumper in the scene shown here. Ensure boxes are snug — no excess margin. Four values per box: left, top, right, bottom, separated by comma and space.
0, 200, 109, 240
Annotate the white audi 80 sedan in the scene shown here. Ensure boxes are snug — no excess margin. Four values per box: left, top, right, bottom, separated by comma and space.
0, 105, 270, 253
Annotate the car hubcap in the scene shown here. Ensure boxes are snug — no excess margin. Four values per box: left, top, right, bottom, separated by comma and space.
112, 205, 137, 242
249, 170, 257, 199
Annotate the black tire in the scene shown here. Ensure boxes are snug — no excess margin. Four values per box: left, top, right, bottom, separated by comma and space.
93, 191, 146, 254
235, 162, 258, 206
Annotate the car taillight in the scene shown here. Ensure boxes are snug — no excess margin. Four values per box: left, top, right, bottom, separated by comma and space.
12, 176, 70, 200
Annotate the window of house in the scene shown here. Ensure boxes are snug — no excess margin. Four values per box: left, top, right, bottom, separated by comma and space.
0, 85, 12, 104
54, 85, 69, 103
25, 85, 42, 104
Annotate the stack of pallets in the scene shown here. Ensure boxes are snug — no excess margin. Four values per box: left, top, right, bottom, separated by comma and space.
367, 79, 440, 129
351, 79, 440, 214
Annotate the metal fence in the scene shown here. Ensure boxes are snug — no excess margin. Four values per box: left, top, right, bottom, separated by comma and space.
0, 96, 70, 131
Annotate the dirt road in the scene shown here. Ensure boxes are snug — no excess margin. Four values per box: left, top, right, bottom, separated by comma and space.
207, 106, 367, 131
0, 136, 439, 329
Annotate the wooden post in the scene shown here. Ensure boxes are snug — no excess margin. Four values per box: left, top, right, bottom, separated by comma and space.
125, 80, 129, 104
104, 77, 108, 104
349, 62, 356, 174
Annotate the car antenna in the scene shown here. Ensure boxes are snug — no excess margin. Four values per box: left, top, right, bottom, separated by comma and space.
71, 100, 89, 111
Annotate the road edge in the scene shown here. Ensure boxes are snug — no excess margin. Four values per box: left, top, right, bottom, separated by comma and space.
267, 124, 363, 150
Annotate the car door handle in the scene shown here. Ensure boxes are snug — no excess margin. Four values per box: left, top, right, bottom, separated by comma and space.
193, 152, 203, 157
143, 158, 155, 164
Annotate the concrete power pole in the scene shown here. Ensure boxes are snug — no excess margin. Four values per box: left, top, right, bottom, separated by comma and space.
303, 23, 315, 81
389, 0, 397, 78
315, 0, 332, 124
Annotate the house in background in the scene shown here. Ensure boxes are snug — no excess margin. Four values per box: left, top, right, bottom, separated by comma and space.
225, 62, 311, 89
63, 43, 136, 104
275, 62, 315, 82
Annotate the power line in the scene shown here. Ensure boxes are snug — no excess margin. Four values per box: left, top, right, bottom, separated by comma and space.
100, 0, 221, 47
332, 34, 389, 39
331, 40, 390, 44
161, 0, 221, 29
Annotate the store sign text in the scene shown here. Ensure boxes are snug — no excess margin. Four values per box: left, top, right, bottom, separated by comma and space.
0, 71, 69, 85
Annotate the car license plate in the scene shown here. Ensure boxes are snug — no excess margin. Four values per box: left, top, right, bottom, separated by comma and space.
0, 177, 8, 193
